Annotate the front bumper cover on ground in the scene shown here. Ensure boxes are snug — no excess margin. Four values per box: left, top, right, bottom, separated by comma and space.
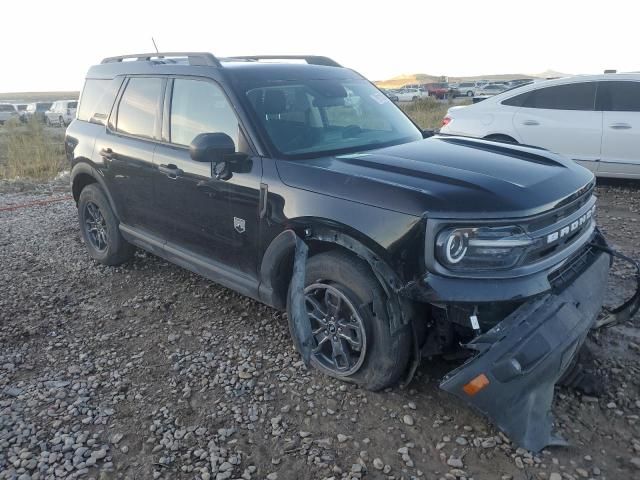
440, 252, 611, 452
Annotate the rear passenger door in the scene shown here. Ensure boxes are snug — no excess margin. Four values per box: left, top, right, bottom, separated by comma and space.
597, 80, 640, 178
153, 77, 262, 278
512, 82, 602, 173
96, 76, 166, 233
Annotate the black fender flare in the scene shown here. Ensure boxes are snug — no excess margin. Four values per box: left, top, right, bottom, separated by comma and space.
258, 226, 412, 336
70, 162, 121, 220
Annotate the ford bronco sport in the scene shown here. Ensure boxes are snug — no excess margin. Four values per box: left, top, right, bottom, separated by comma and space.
66, 52, 638, 451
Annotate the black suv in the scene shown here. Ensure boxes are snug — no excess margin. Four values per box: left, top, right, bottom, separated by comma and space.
66, 52, 616, 451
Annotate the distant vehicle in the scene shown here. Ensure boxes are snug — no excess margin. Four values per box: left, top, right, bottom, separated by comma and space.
455, 82, 480, 97
0, 103, 18, 124
423, 83, 449, 99
25, 102, 53, 121
14, 104, 28, 121
476, 83, 509, 96
395, 88, 428, 102
381, 89, 399, 102
440, 74, 640, 179
45, 100, 78, 127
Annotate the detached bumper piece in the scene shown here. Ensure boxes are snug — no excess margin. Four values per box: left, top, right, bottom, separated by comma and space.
440, 253, 610, 452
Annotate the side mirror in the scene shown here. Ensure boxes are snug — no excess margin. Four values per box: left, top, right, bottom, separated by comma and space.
189, 132, 236, 163
422, 129, 435, 139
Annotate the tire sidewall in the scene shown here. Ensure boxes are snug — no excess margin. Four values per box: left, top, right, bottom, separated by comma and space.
78, 184, 127, 265
287, 252, 410, 390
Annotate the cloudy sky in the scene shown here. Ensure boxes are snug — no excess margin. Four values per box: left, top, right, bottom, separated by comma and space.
1, 0, 636, 92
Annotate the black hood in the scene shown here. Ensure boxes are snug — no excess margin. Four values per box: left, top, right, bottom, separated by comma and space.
275, 136, 595, 219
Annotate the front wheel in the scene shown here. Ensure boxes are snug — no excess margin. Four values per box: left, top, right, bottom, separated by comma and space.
467, 90, 474, 97
287, 250, 411, 391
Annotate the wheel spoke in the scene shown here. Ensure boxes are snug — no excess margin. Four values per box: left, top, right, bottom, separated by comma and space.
312, 331, 331, 354
330, 336, 350, 371
337, 330, 361, 350
305, 295, 327, 322
324, 288, 342, 317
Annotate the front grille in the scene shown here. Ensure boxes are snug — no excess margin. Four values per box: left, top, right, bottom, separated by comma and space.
548, 244, 598, 290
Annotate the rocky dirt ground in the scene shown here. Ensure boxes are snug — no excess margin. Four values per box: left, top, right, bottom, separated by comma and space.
1, 178, 639, 480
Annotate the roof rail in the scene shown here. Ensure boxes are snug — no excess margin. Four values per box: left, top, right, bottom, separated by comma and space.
101, 52, 221, 67
227, 55, 341, 67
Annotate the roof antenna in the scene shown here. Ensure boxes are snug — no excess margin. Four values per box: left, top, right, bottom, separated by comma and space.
151, 37, 159, 54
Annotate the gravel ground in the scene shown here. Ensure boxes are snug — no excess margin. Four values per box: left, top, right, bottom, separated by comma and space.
1, 178, 639, 480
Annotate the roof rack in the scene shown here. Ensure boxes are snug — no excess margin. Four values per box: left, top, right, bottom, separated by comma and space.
227, 55, 341, 67
101, 52, 221, 67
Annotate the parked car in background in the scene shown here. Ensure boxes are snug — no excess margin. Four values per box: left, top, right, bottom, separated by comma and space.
45, 100, 78, 126
25, 102, 53, 121
382, 89, 399, 102
0, 103, 19, 124
423, 83, 449, 99
455, 82, 480, 97
14, 104, 28, 121
475, 83, 509, 97
395, 87, 428, 101
440, 74, 640, 178
507, 78, 534, 88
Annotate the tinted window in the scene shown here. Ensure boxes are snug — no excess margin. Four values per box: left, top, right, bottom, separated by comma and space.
598, 81, 640, 112
522, 82, 596, 110
0, 105, 14, 112
36, 103, 52, 111
78, 78, 123, 124
68, 101, 78, 109
502, 91, 531, 107
116, 77, 163, 138
170, 79, 239, 146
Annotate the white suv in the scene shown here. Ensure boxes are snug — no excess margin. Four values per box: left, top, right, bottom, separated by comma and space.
0, 104, 19, 124
395, 88, 428, 102
440, 74, 640, 179
45, 100, 78, 126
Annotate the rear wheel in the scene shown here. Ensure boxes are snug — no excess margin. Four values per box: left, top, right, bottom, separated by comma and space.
467, 90, 474, 97
59, 116, 65, 127
78, 184, 134, 265
287, 250, 411, 391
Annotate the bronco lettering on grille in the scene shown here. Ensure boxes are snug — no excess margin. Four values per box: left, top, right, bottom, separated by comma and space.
546, 205, 596, 244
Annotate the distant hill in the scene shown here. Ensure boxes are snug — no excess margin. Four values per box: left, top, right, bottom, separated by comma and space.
374, 70, 570, 88
0, 91, 80, 103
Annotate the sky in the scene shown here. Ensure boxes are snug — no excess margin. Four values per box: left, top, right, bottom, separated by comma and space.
1, 0, 637, 92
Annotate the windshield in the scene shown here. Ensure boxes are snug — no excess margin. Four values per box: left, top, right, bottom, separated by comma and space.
242, 78, 422, 158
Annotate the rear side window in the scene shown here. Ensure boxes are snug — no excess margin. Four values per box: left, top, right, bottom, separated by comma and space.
502, 91, 531, 107
78, 78, 122, 124
521, 82, 597, 110
68, 101, 78, 109
597, 81, 640, 112
169, 78, 239, 146
116, 77, 163, 139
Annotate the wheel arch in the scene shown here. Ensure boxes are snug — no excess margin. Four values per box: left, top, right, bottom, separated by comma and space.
70, 162, 121, 219
259, 221, 411, 334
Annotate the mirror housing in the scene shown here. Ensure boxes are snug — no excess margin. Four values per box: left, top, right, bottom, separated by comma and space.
189, 133, 236, 163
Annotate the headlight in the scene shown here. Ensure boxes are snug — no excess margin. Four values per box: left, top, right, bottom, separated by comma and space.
435, 225, 533, 271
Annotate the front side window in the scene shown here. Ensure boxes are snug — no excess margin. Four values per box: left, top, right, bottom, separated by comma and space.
522, 82, 597, 110
68, 101, 78, 109
597, 81, 640, 112
116, 77, 163, 138
169, 78, 240, 146
243, 78, 422, 158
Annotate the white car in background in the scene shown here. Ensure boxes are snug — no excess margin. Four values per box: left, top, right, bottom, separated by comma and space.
395, 88, 428, 102
45, 100, 78, 126
0, 104, 19, 124
440, 74, 640, 179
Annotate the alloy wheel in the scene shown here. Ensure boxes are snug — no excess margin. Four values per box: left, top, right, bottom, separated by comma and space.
304, 283, 367, 376
84, 201, 108, 252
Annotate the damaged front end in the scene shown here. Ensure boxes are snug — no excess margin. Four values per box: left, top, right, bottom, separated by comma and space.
440, 249, 616, 452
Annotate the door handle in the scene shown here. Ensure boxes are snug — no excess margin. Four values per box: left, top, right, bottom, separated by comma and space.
158, 164, 183, 179
609, 123, 631, 130
522, 120, 539, 126
196, 179, 218, 197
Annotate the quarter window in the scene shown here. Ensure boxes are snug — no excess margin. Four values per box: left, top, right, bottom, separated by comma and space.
170, 78, 240, 147
116, 77, 163, 138
597, 81, 640, 112
521, 82, 597, 110
78, 78, 123, 124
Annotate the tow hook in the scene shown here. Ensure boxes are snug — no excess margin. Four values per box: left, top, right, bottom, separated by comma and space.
589, 243, 640, 328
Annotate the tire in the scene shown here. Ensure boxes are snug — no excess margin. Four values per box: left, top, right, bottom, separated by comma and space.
467, 90, 474, 97
78, 183, 134, 266
45, 116, 51, 126
484, 134, 518, 144
59, 116, 65, 127
287, 250, 412, 391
